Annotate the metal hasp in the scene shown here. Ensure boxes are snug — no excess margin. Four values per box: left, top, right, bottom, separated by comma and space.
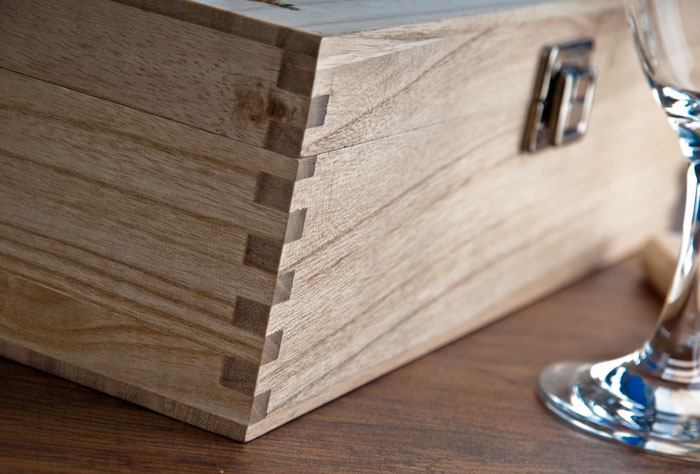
522, 38, 597, 153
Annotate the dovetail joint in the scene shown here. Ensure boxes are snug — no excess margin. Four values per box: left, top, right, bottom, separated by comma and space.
226, 157, 318, 420
306, 94, 329, 129
255, 172, 295, 212
243, 234, 284, 274
261, 330, 283, 365
296, 155, 317, 181
220, 356, 258, 396
232, 296, 271, 334
250, 390, 272, 425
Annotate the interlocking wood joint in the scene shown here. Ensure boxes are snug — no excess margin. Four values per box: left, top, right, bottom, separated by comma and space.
277, 51, 315, 96
255, 165, 312, 243
275, 28, 320, 57
296, 155, 317, 181
4, 0, 674, 445
263, 28, 320, 155
220, 356, 259, 396
243, 234, 284, 274
254, 172, 295, 212
261, 330, 283, 365
232, 296, 271, 334
249, 390, 272, 425
265, 122, 305, 155
273, 271, 295, 305
284, 208, 307, 243
224, 305, 282, 420
306, 95, 329, 128
235, 157, 313, 417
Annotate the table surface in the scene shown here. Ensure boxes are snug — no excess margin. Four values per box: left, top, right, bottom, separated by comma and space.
1, 258, 697, 473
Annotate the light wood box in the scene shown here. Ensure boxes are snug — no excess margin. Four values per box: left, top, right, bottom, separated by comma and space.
0, 0, 682, 441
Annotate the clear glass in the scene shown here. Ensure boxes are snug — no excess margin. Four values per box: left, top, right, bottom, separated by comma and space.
538, 0, 700, 462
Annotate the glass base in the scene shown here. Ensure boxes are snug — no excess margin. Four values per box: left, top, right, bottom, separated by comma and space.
538, 350, 700, 462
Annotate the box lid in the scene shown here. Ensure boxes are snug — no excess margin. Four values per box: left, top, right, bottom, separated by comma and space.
124, 0, 618, 157
2, 0, 617, 157
167, 0, 557, 36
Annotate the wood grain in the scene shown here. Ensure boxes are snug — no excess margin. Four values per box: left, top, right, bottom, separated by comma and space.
249, 4, 683, 436
0, 0, 316, 153
0, 0, 687, 443
302, 0, 620, 155
0, 0, 628, 158
0, 65, 309, 437
0, 68, 303, 359
0, 270, 250, 437
1, 259, 697, 473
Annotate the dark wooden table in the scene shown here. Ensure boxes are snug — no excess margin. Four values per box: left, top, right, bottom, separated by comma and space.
1, 258, 696, 473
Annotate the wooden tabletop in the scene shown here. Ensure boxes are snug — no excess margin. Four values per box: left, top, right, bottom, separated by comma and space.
1, 258, 696, 473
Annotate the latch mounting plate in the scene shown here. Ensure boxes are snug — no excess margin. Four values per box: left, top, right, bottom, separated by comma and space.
522, 38, 597, 153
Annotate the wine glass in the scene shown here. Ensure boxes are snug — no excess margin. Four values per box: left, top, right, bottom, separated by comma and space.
538, 0, 700, 462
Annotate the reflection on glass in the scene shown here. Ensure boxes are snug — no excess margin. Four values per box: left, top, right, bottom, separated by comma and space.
538, 0, 700, 462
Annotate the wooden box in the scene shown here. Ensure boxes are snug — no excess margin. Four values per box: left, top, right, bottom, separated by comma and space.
0, 0, 681, 441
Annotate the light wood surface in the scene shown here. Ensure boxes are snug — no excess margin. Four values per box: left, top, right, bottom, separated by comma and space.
0, 67, 307, 437
0, 0, 628, 158
0, 0, 316, 154
0, 271, 250, 439
250, 3, 683, 438
0, 0, 687, 442
302, 0, 620, 155
2, 259, 698, 473
0, 68, 296, 354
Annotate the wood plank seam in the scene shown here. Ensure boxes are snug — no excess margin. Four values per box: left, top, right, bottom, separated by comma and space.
265, 120, 306, 156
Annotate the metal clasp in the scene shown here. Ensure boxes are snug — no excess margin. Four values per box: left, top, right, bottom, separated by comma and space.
522, 39, 597, 153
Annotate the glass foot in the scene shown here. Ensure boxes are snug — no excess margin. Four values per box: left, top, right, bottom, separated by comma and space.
538, 349, 700, 462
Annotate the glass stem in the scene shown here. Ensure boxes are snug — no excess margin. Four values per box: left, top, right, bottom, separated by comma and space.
644, 160, 700, 383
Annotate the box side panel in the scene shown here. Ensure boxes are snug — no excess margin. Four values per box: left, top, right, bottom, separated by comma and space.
0, 69, 301, 435
300, 0, 618, 155
0, 0, 319, 155
0, 270, 248, 439
248, 5, 683, 437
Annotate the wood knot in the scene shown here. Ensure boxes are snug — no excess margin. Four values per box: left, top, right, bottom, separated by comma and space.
235, 88, 265, 123
266, 96, 290, 121
235, 88, 296, 124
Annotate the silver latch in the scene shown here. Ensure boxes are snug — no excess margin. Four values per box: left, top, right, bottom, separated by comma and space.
522, 39, 596, 153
